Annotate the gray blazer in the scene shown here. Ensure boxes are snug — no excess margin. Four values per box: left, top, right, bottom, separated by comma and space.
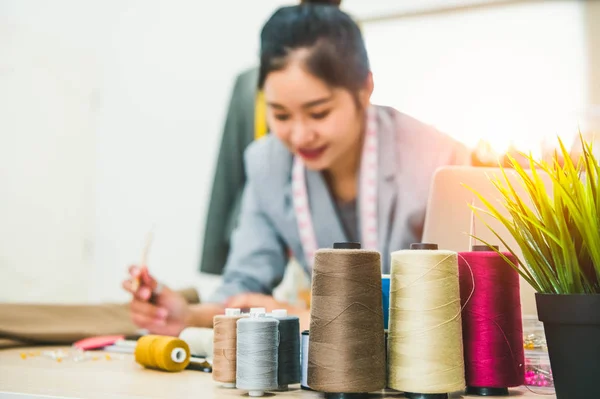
209, 105, 470, 303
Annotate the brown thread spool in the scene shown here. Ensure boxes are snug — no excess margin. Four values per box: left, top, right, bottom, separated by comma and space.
213, 308, 245, 387
308, 242, 386, 398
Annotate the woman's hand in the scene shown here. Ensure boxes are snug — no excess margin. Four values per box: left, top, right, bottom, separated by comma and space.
225, 293, 311, 330
225, 293, 284, 311
122, 265, 190, 336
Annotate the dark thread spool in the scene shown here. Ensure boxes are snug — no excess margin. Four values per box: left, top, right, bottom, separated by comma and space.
458, 247, 525, 396
308, 242, 386, 399
269, 309, 301, 390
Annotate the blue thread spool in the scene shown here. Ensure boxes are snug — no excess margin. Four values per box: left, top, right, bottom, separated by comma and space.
382, 274, 390, 330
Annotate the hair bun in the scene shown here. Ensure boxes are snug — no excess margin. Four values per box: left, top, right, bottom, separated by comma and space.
300, 0, 342, 6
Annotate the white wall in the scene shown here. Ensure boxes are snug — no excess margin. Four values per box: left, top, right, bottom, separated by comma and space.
363, 0, 587, 156
0, 19, 97, 302
0, 0, 292, 303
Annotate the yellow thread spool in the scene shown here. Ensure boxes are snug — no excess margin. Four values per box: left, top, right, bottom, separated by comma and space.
135, 335, 191, 372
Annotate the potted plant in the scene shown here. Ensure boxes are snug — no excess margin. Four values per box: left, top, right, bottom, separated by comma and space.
467, 135, 600, 399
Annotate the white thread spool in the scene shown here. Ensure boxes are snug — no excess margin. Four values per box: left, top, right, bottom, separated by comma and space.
236, 307, 279, 397
179, 327, 214, 359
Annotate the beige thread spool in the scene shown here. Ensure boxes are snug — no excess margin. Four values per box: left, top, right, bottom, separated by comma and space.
388, 243, 465, 397
213, 308, 244, 388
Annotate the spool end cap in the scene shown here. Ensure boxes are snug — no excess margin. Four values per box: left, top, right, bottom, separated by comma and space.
333, 242, 361, 249
410, 243, 438, 250
225, 308, 241, 316
271, 309, 288, 317
248, 390, 265, 397
466, 387, 509, 396
249, 307, 266, 317
404, 393, 448, 399
222, 382, 236, 389
471, 244, 500, 252
170, 347, 187, 363
325, 393, 369, 399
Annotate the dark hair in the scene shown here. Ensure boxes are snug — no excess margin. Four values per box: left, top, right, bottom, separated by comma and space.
258, 5, 370, 97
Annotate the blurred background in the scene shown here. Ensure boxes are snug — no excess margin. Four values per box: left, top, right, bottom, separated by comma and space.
1, 0, 598, 304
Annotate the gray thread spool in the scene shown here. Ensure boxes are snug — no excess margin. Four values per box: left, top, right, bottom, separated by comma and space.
268, 309, 301, 391
236, 307, 279, 397
301, 330, 310, 390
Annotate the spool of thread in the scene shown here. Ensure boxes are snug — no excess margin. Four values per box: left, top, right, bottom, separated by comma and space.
308, 242, 386, 397
388, 243, 465, 398
236, 307, 279, 397
134, 335, 190, 372
179, 327, 214, 358
382, 274, 391, 330
213, 308, 244, 388
301, 330, 310, 390
458, 245, 525, 396
268, 309, 301, 390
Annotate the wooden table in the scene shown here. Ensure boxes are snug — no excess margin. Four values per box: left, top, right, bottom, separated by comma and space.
0, 347, 555, 399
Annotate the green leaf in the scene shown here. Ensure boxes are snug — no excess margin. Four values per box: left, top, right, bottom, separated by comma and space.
467, 134, 600, 294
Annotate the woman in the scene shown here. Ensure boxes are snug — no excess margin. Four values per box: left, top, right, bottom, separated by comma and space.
123, 4, 470, 334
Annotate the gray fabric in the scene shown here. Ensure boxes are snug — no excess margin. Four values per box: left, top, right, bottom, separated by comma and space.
208, 105, 472, 303
335, 198, 359, 243
199, 67, 260, 275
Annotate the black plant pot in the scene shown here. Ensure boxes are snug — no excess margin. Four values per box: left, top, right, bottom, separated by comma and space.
536, 293, 600, 399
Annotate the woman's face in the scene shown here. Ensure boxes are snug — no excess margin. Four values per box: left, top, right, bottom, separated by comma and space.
263, 58, 371, 171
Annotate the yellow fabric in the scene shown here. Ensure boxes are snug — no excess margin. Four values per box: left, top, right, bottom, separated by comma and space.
254, 90, 268, 140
